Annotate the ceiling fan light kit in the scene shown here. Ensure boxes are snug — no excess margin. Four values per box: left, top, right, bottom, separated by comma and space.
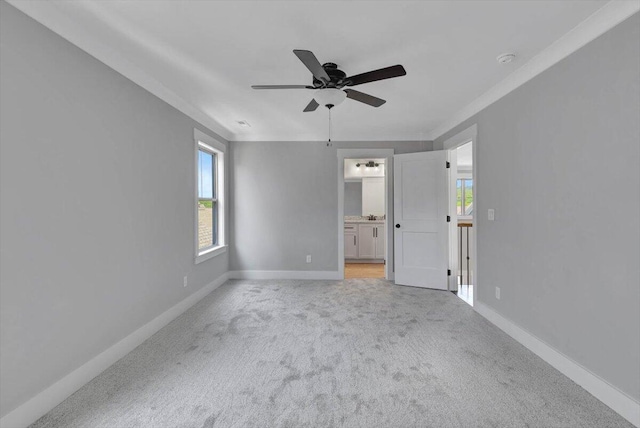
251, 49, 406, 112
314, 88, 347, 109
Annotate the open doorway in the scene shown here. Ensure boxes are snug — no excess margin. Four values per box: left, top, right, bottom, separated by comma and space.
443, 124, 477, 305
344, 158, 386, 279
453, 141, 474, 305
337, 149, 394, 281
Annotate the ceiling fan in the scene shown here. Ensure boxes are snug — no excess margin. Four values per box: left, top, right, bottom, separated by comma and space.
251, 49, 406, 112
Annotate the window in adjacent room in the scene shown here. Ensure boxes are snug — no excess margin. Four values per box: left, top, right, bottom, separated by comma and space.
195, 129, 226, 263
456, 178, 473, 217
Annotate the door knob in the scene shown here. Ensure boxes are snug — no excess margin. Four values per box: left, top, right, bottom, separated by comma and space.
395, 224, 401, 228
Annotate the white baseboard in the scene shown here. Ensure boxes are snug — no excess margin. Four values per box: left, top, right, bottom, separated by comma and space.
475, 301, 640, 427
228, 270, 342, 280
0, 272, 230, 428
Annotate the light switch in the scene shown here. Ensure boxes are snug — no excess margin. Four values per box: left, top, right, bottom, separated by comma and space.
488, 209, 495, 221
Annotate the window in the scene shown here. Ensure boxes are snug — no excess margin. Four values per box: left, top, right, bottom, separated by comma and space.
198, 149, 217, 249
456, 178, 473, 217
195, 129, 225, 263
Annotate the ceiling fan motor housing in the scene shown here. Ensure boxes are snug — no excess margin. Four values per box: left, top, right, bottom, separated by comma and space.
313, 63, 348, 88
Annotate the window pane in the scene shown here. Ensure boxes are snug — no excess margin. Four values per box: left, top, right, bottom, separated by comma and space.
198, 199, 213, 249
198, 150, 214, 199
464, 179, 473, 216
456, 179, 463, 215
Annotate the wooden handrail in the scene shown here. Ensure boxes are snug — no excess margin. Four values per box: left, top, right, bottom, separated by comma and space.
458, 222, 473, 227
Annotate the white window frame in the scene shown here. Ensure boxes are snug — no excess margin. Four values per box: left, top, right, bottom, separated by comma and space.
457, 172, 473, 220
194, 129, 226, 264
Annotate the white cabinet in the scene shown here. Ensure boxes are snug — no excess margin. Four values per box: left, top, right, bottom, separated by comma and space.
344, 231, 358, 258
344, 224, 358, 258
356, 223, 385, 259
358, 224, 377, 258
362, 177, 385, 216
375, 224, 385, 259
345, 222, 385, 260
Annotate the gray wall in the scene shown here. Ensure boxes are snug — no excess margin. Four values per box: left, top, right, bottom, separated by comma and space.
230, 140, 431, 271
0, 2, 229, 417
435, 13, 640, 401
344, 182, 363, 216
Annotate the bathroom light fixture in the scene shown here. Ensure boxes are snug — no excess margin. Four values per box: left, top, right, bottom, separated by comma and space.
356, 161, 381, 168
356, 161, 384, 171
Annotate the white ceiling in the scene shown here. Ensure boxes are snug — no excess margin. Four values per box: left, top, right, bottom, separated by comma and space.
10, 1, 618, 142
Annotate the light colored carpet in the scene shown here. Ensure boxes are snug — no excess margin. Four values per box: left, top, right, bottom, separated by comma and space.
31, 279, 632, 428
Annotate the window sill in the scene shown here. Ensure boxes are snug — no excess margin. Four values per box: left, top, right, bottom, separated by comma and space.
195, 245, 227, 264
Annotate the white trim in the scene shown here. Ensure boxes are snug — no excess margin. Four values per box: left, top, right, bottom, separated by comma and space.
195, 245, 227, 264
228, 270, 342, 280
5, 1, 234, 142
337, 149, 395, 281
0, 273, 230, 428
194, 129, 226, 264
475, 301, 640, 427
447, 149, 458, 291
442, 124, 477, 151
8, 1, 637, 144
443, 125, 478, 306
429, 1, 640, 140
195, 129, 226, 153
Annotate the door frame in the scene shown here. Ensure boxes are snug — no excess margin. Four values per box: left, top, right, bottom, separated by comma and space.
443, 124, 478, 306
337, 149, 395, 280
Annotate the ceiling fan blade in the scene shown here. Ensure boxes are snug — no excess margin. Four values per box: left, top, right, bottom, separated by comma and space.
251, 85, 312, 89
303, 99, 319, 112
293, 50, 330, 82
344, 89, 386, 107
346, 65, 406, 87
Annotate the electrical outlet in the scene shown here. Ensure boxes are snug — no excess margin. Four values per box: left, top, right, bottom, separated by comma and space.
495, 286, 501, 300
306, 255, 312, 263
488, 209, 495, 221
183, 276, 188, 287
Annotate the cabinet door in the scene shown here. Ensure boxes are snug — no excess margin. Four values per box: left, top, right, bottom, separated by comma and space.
362, 177, 385, 216
358, 224, 376, 258
375, 225, 386, 259
344, 232, 358, 259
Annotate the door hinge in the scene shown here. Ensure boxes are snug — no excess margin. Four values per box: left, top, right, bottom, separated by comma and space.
447, 269, 452, 276
446, 215, 451, 222
446, 161, 450, 168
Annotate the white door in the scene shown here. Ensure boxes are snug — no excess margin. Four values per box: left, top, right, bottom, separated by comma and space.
394, 151, 450, 289
358, 224, 376, 258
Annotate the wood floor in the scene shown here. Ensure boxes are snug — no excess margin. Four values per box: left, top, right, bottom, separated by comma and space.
345, 263, 385, 279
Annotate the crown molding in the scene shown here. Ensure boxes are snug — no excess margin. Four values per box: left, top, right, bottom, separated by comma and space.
429, 0, 640, 141
6, 0, 235, 142
8, 1, 639, 144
